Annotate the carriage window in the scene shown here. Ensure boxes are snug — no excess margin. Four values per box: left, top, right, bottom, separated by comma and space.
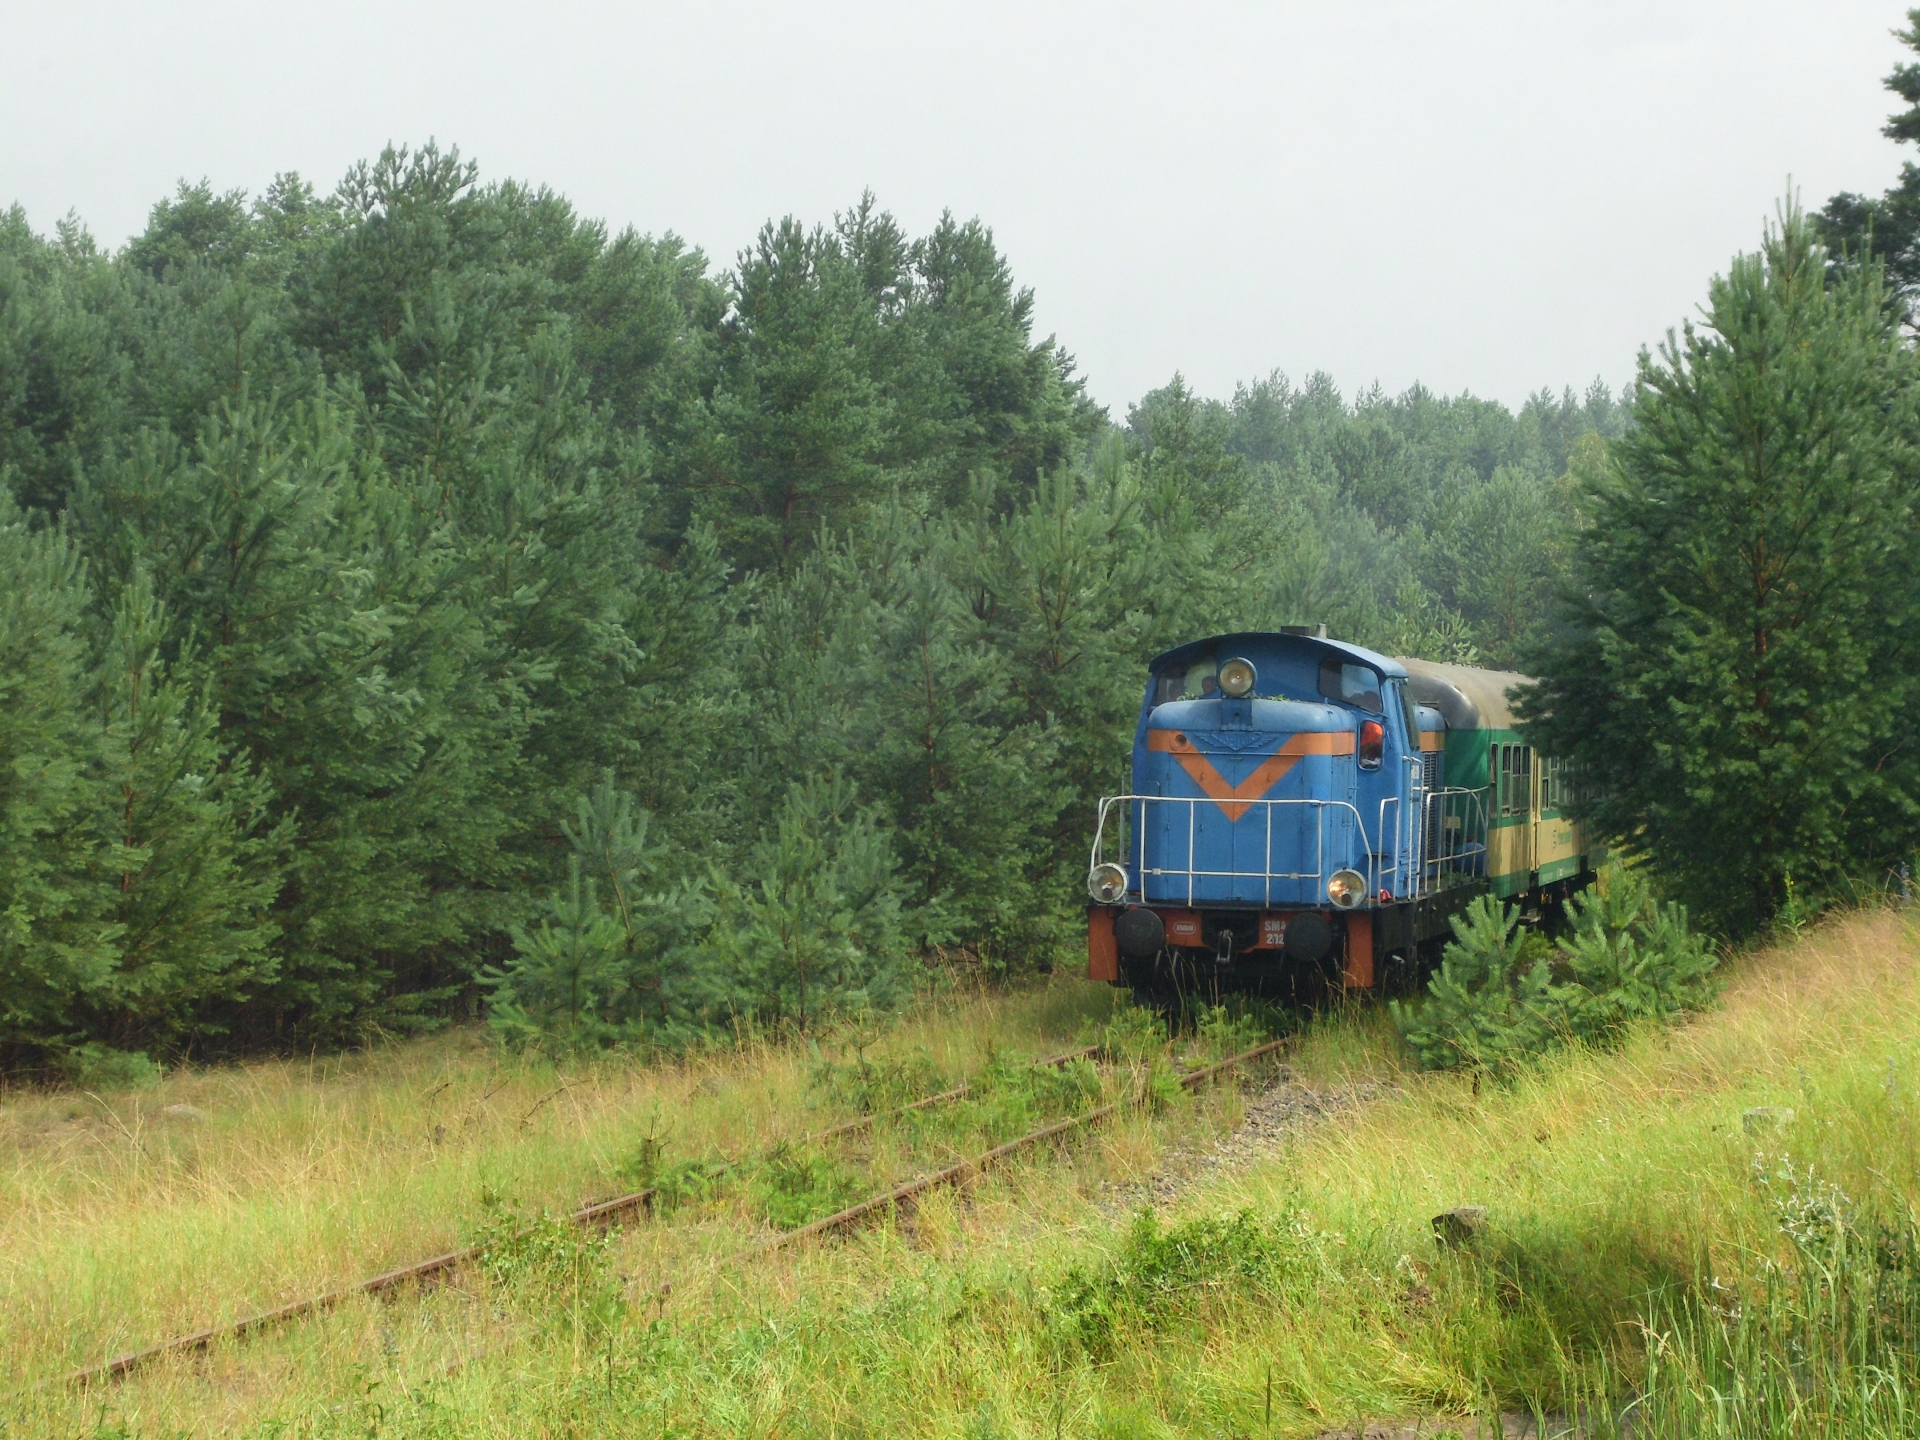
1317, 659, 1382, 713
1498, 744, 1534, 817
1540, 757, 1561, 813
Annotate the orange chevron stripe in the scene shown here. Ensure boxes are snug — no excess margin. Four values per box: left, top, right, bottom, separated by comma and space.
1147, 728, 1355, 820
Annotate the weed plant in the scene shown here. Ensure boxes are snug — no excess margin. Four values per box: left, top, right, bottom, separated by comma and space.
608, 1036, 1111, 1229
1048, 1206, 1332, 1355
0, 977, 1121, 1394
809, 1043, 949, 1115
744, 1141, 866, 1227
1187, 1001, 1278, 1063
474, 1196, 627, 1341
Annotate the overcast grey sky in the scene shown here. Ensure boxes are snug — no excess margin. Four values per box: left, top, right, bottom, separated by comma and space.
2, 2, 1910, 414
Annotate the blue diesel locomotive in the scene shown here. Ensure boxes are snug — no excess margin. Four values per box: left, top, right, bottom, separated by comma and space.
1086, 630, 1598, 993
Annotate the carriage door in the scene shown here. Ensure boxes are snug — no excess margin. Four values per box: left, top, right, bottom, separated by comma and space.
1518, 744, 1536, 881
1529, 748, 1542, 882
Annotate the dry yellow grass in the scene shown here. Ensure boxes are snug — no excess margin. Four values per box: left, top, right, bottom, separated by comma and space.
0, 975, 1124, 1384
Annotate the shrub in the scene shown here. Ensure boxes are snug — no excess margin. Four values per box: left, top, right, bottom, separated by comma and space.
1392, 892, 1557, 1073
61, 1044, 163, 1091
1393, 862, 1719, 1073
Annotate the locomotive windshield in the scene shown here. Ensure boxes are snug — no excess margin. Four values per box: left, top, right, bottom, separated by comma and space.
1318, 658, 1383, 713
1154, 659, 1220, 704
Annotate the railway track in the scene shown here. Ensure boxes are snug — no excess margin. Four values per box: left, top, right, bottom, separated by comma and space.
725, 1036, 1286, 1272
69, 1036, 1285, 1387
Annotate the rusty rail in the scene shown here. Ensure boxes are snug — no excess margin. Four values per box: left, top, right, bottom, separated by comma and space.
650, 1036, 1287, 1293
68, 1041, 1113, 1386
810, 1043, 1100, 1143
70, 1179, 667, 1385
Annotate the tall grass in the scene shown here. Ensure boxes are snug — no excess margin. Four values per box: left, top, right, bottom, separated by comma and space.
4, 908, 1918, 1437
1588, 1159, 1920, 1437
0, 978, 1124, 1385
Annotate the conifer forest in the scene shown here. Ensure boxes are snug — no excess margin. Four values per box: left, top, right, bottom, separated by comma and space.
0, 147, 1641, 1072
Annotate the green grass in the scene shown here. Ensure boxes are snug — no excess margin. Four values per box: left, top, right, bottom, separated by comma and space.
7, 908, 1920, 1437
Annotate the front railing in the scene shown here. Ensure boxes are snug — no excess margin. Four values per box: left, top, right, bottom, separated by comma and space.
1089, 794, 1376, 908
1090, 782, 1492, 910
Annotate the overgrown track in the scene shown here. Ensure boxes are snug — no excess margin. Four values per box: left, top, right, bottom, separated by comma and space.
808, 1042, 1100, 1143
719, 1037, 1288, 1273
69, 1037, 1283, 1387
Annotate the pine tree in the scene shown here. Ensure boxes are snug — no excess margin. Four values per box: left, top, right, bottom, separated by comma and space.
481, 773, 709, 1046
695, 216, 891, 569
83, 568, 284, 1053
0, 495, 116, 1065
1390, 894, 1556, 1074
0, 146, 1661, 1067
1818, 9, 1920, 307
1520, 203, 1920, 932
1553, 867, 1716, 1043
713, 773, 907, 1029
0, 207, 128, 516
486, 858, 631, 1049
1393, 864, 1716, 1072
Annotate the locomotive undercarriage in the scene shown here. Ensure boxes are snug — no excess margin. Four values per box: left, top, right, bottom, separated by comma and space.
1099, 871, 1594, 1004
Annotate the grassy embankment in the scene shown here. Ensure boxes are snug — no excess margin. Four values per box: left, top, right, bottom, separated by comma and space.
7, 908, 1920, 1437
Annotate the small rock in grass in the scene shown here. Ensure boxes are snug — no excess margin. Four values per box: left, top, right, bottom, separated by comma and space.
161, 1103, 211, 1123
1742, 1106, 1795, 1134
1432, 1205, 1487, 1247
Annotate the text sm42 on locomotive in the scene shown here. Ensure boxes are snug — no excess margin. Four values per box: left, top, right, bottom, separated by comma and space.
1086, 630, 1600, 996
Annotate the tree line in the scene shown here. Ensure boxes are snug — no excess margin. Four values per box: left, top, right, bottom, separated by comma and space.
0, 142, 1618, 1069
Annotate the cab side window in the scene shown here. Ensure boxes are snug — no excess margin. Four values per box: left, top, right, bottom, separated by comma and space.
1317, 659, 1382, 713
1393, 682, 1418, 739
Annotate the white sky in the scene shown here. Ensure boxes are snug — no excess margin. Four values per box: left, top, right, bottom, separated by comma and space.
2, 1, 1910, 415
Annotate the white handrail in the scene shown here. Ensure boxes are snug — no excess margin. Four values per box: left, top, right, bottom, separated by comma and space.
1417, 786, 1491, 893
1091, 784, 1493, 906
1090, 794, 1376, 905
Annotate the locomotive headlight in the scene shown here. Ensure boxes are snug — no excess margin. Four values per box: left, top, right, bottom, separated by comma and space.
1218, 657, 1256, 698
1326, 868, 1367, 909
1087, 863, 1129, 904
